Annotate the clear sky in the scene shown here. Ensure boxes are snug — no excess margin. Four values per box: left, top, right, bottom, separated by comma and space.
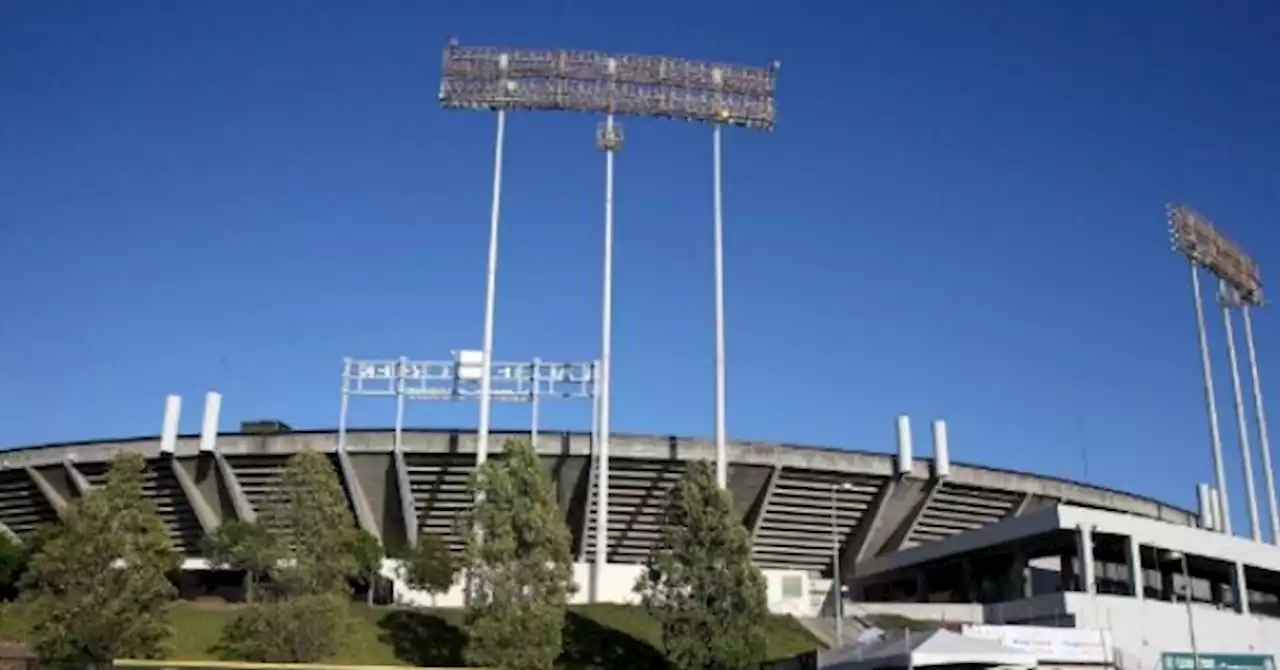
3, 1, 1279, 525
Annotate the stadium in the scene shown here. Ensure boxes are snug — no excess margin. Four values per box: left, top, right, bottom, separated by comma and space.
8, 420, 1280, 668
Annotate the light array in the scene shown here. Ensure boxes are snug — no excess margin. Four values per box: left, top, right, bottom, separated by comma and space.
1169, 204, 1263, 306
439, 41, 778, 129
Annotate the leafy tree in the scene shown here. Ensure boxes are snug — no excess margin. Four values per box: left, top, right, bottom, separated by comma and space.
219, 451, 359, 662
459, 438, 575, 670
261, 449, 359, 596
216, 593, 351, 662
635, 460, 768, 670
201, 519, 280, 603
0, 531, 30, 601
352, 529, 384, 606
401, 532, 457, 606
20, 452, 180, 666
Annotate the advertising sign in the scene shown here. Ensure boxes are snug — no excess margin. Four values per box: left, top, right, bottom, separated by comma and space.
963, 625, 1112, 664
1162, 653, 1276, 670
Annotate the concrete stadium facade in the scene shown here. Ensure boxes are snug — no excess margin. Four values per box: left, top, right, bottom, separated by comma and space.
0, 427, 1193, 572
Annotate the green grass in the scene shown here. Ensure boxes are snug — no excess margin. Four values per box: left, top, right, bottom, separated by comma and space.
0, 600, 821, 667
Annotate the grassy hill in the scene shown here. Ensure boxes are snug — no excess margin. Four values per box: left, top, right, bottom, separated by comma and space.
0, 601, 821, 667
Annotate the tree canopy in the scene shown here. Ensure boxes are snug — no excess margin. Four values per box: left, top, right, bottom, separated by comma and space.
402, 532, 457, 603
459, 438, 575, 670
635, 460, 769, 670
201, 519, 279, 603
20, 452, 180, 666
261, 449, 359, 596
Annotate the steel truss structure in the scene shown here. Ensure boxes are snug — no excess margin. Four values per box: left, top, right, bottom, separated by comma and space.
338, 356, 598, 452
1169, 203, 1278, 544
439, 38, 778, 600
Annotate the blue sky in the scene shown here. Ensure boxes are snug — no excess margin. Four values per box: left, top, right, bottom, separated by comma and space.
2, 1, 1279, 523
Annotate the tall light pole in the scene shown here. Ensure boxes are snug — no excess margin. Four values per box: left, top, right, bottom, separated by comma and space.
595, 109, 621, 598
439, 41, 778, 486
712, 121, 728, 489
1190, 264, 1232, 535
1243, 306, 1280, 543
476, 102, 508, 468
1220, 283, 1262, 541
831, 481, 854, 647
1170, 204, 1264, 536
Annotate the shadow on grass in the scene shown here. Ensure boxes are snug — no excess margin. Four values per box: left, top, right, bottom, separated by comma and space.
376, 609, 667, 669
377, 610, 467, 667
559, 611, 668, 670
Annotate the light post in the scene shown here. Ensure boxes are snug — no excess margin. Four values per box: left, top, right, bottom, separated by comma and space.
1166, 550, 1200, 670
439, 42, 778, 492
831, 481, 855, 646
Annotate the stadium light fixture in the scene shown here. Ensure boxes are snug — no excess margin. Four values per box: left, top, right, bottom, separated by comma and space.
439, 41, 778, 129
1169, 203, 1280, 543
1169, 204, 1263, 306
440, 39, 779, 601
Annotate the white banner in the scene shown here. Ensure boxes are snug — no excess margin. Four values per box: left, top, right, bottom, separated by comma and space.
963, 624, 1113, 664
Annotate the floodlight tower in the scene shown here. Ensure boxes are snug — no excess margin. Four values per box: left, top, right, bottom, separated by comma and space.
440, 41, 778, 596
1170, 204, 1274, 541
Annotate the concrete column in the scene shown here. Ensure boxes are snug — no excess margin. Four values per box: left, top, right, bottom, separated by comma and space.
960, 556, 975, 602
1127, 535, 1144, 599
1061, 552, 1077, 592
1078, 525, 1096, 594
1161, 564, 1175, 601
1012, 550, 1032, 599
1233, 562, 1250, 615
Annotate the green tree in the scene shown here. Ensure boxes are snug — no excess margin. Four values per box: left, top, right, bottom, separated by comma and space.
20, 452, 180, 666
219, 450, 359, 662
352, 529, 384, 606
635, 460, 768, 670
0, 531, 30, 601
216, 593, 352, 662
459, 438, 575, 670
401, 532, 457, 606
262, 449, 359, 596
201, 520, 280, 603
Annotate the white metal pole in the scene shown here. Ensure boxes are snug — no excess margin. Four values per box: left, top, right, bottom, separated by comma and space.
338, 359, 350, 452
476, 107, 506, 468
394, 356, 407, 453
1182, 555, 1200, 670
712, 123, 728, 489
594, 115, 617, 599
530, 359, 540, 448
1191, 264, 1232, 535
1243, 306, 1280, 544
1220, 284, 1262, 541
832, 483, 842, 647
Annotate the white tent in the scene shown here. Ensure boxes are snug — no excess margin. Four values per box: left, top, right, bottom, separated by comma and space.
821, 628, 1038, 670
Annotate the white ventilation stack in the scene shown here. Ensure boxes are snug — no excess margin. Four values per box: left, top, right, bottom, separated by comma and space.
199, 392, 222, 453
1197, 483, 1213, 529
932, 419, 951, 478
895, 416, 914, 476
160, 395, 182, 455
1208, 487, 1224, 532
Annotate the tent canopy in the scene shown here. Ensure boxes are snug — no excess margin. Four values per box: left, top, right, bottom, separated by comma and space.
821, 629, 1038, 670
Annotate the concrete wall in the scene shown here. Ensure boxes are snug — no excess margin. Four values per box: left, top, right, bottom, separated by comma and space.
378, 560, 815, 615
1065, 593, 1279, 670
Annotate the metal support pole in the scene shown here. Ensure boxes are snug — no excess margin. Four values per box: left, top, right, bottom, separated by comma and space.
530, 358, 540, 447
1220, 284, 1262, 541
831, 483, 842, 647
594, 115, 618, 599
1191, 264, 1232, 534
712, 123, 728, 489
1181, 555, 1201, 670
1243, 306, 1280, 544
338, 375, 350, 452
394, 357, 407, 453
476, 108, 507, 468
